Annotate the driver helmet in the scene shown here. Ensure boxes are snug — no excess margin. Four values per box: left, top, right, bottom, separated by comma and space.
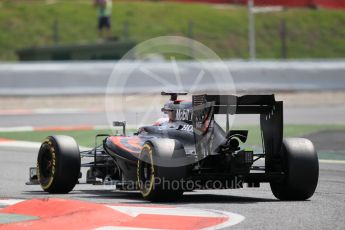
161, 101, 177, 121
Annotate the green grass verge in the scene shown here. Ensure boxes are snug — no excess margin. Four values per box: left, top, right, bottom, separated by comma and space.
0, 129, 112, 148
1, 1, 345, 60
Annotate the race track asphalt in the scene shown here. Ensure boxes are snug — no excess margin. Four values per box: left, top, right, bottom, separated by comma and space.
0, 146, 344, 229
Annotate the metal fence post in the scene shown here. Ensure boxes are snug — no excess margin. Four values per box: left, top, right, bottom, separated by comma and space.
123, 21, 129, 41
53, 19, 59, 44
188, 20, 194, 59
248, 0, 256, 60
280, 19, 287, 59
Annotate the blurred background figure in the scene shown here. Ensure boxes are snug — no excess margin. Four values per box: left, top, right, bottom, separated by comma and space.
94, 0, 113, 40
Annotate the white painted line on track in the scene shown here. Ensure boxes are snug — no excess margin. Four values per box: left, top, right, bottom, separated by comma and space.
0, 199, 25, 206
0, 140, 90, 151
108, 205, 223, 218
319, 159, 345, 164
247, 157, 345, 164
0, 108, 111, 116
0, 125, 109, 132
0, 141, 41, 149
0, 126, 34, 132
95, 227, 161, 230
107, 205, 245, 229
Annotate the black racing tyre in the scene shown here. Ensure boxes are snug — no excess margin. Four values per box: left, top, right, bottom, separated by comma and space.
137, 141, 185, 201
37, 136, 81, 194
270, 138, 319, 200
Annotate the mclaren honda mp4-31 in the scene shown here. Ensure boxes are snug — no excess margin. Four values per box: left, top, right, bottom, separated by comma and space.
28, 92, 319, 201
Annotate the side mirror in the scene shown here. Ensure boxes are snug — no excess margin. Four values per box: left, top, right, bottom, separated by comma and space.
113, 121, 126, 136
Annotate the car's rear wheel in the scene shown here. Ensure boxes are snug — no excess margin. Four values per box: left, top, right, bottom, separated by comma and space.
270, 138, 319, 200
137, 141, 185, 201
37, 135, 80, 193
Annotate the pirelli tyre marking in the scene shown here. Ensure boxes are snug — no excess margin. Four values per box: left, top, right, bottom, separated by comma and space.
137, 144, 155, 198
37, 139, 56, 190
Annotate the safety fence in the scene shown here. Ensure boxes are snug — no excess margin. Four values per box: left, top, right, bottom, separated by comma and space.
168, 0, 345, 9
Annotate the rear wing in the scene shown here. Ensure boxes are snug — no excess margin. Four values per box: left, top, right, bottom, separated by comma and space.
192, 94, 283, 164
192, 94, 279, 114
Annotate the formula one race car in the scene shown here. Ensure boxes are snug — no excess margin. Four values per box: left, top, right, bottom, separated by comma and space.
28, 92, 319, 201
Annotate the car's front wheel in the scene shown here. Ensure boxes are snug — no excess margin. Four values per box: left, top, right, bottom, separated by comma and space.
37, 135, 80, 193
